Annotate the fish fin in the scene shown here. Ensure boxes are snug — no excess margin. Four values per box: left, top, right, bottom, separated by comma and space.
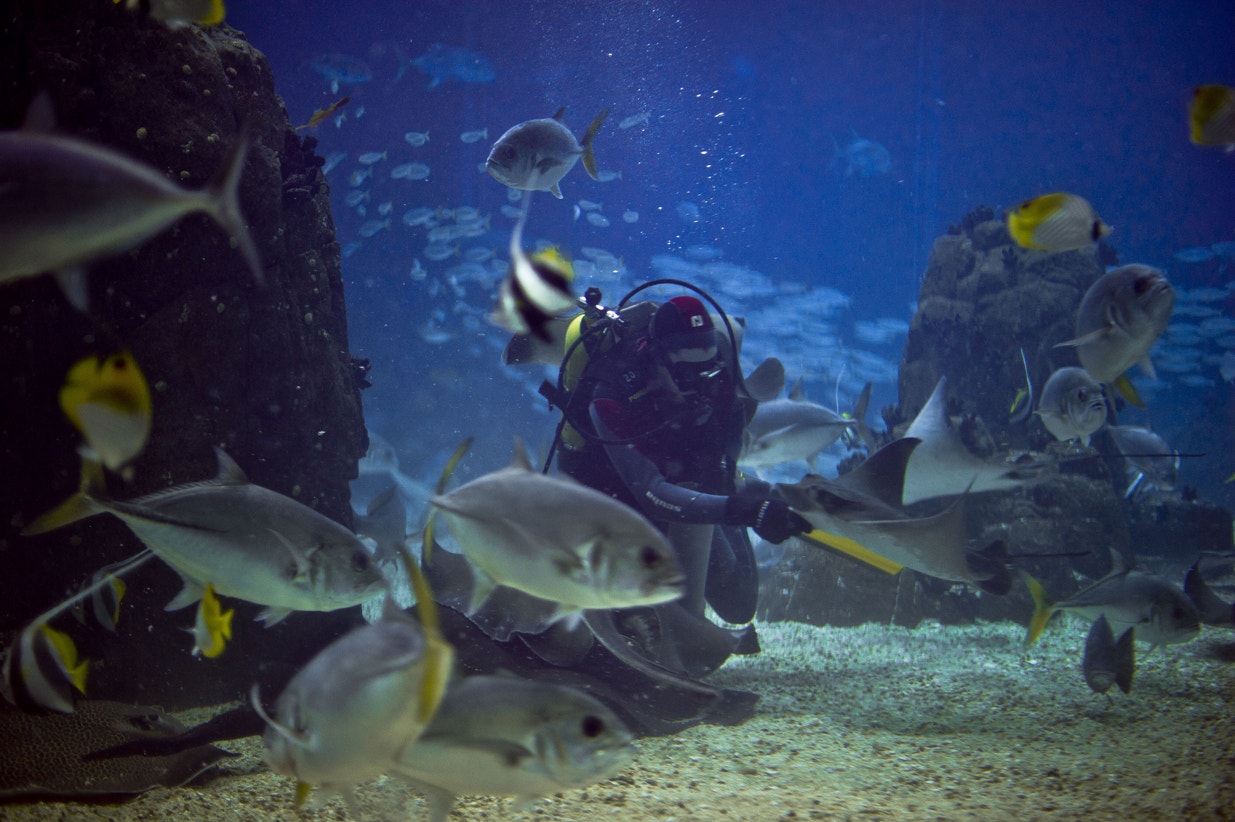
257, 607, 293, 626
268, 529, 312, 579
21, 91, 57, 132
203, 124, 264, 286
1053, 327, 1108, 348
509, 437, 535, 471
165, 576, 205, 611
550, 608, 584, 631
23, 454, 113, 535
1114, 627, 1136, 694
250, 683, 311, 749
422, 786, 458, 822
1112, 374, 1144, 407
53, 266, 91, 312
549, 182, 563, 199
212, 446, 249, 483
1136, 355, 1157, 380
295, 781, 314, 808
580, 108, 611, 180
1022, 572, 1056, 646
788, 378, 806, 401
466, 571, 497, 615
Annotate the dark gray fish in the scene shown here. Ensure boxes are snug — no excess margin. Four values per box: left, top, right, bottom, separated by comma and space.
1105, 425, 1180, 497
0, 699, 234, 801
1082, 614, 1135, 695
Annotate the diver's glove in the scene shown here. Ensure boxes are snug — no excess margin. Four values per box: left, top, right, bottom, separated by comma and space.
723, 493, 811, 544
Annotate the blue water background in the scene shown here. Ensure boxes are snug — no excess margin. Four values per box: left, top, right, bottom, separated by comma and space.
229, 1, 1235, 506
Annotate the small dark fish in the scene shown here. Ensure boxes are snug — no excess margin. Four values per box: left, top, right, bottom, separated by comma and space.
1082, 614, 1135, 695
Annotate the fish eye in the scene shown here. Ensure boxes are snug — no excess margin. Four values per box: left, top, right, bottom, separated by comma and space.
581, 714, 606, 738
351, 549, 371, 572
1132, 275, 1150, 295
500, 146, 517, 161
639, 545, 664, 568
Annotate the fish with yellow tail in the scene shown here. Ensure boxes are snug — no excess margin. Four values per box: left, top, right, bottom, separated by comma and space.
1006, 192, 1112, 252
1188, 84, 1235, 150
189, 584, 234, 658
1055, 264, 1175, 407
486, 107, 610, 199
59, 351, 152, 479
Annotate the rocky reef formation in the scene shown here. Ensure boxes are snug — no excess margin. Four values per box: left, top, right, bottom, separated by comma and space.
0, 2, 366, 706
760, 210, 1232, 630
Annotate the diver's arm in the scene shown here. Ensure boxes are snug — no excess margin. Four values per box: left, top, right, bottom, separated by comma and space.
589, 399, 728, 523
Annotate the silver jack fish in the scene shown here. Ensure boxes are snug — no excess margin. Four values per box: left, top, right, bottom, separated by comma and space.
25, 449, 385, 625
1036, 366, 1108, 445
430, 440, 684, 624
394, 675, 635, 822
1056, 264, 1175, 407
740, 379, 867, 469
1024, 560, 1201, 650
0, 97, 263, 308
486, 108, 610, 199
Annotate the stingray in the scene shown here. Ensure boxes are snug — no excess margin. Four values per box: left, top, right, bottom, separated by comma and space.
902, 377, 1045, 505
0, 699, 235, 802
776, 437, 1012, 594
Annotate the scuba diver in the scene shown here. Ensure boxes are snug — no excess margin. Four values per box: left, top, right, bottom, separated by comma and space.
548, 286, 810, 625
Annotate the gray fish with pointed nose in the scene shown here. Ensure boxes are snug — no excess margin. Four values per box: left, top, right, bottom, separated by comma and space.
486, 108, 610, 199
24, 449, 386, 625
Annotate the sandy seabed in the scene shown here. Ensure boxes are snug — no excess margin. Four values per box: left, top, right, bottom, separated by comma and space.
3, 618, 1232, 822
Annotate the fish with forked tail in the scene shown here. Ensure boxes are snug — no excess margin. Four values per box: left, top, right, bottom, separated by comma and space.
486, 108, 610, 199
1082, 614, 1135, 695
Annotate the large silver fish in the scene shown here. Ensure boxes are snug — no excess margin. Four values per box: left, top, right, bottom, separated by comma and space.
0, 98, 262, 307
1057, 264, 1175, 406
1024, 563, 1201, 649
25, 449, 385, 624
775, 437, 1012, 594
740, 379, 865, 469
1036, 366, 1107, 445
252, 604, 445, 811
486, 108, 609, 199
902, 377, 1043, 505
430, 441, 683, 623
394, 675, 635, 822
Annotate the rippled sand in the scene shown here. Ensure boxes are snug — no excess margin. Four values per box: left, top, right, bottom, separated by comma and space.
4, 619, 1232, 821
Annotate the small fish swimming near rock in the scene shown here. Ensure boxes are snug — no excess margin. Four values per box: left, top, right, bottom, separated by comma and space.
58, 351, 152, 479
1188, 84, 1235, 150
188, 583, 233, 659
1082, 614, 1135, 695
393, 675, 636, 822
294, 96, 350, 132
486, 107, 610, 199
1006, 193, 1112, 252
0, 97, 263, 308
1036, 366, 1108, 445
1055, 264, 1175, 406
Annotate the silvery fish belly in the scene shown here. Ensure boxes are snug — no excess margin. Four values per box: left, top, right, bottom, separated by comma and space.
432, 458, 683, 611
262, 618, 431, 791
108, 478, 384, 614
395, 676, 635, 804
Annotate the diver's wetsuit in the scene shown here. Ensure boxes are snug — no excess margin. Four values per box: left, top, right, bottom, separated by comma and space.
556, 332, 761, 623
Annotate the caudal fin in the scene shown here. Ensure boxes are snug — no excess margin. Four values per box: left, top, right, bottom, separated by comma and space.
204, 124, 264, 286
579, 108, 611, 180
1022, 571, 1057, 646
